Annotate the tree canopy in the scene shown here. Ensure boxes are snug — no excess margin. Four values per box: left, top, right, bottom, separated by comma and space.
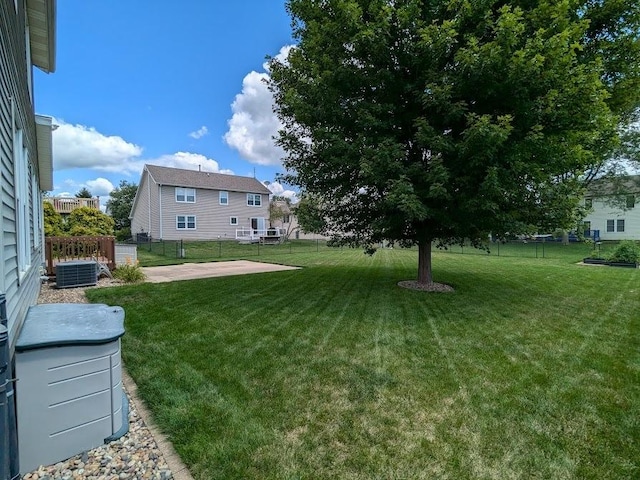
75, 187, 93, 198
106, 180, 138, 240
66, 206, 115, 236
43, 201, 64, 237
270, 0, 640, 286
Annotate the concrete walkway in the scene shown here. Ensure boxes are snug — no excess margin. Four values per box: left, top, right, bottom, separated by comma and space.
142, 260, 300, 283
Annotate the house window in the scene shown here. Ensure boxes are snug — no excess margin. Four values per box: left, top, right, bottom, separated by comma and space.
584, 198, 592, 208
626, 195, 635, 209
283, 214, 291, 224
230, 216, 238, 225
617, 219, 625, 232
13, 127, 30, 276
176, 215, 196, 230
219, 191, 229, 205
247, 194, 262, 206
176, 187, 195, 203
606, 220, 615, 232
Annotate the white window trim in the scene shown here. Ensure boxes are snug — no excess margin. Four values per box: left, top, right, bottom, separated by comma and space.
606, 219, 615, 233
14, 128, 31, 277
617, 219, 625, 233
247, 193, 262, 207
175, 187, 196, 203
219, 191, 229, 205
230, 216, 238, 225
176, 215, 196, 230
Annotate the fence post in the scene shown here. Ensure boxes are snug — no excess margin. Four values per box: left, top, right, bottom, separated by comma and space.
106, 237, 116, 271
45, 238, 53, 275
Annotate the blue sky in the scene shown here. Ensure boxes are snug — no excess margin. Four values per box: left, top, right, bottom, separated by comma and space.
34, 1, 297, 206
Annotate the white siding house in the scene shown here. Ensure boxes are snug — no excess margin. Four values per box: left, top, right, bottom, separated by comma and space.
582, 175, 640, 240
130, 164, 272, 241
1, 0, 55, 349
1, 0, 56, 475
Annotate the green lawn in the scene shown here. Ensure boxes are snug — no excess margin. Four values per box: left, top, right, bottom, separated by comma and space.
135, 238, 620, 267
87, 248, 639, 479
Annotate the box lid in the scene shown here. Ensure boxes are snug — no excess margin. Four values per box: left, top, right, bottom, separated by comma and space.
16, 303, 125, 352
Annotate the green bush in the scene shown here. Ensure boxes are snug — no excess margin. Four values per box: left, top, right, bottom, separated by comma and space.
607, 240, 640, 264
113, 260, 146, 283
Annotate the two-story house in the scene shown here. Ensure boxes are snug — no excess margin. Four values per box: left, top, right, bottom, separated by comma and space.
582, 175, 640, 240
130, 164, 272, 241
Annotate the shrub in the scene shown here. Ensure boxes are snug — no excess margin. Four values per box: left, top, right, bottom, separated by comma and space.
607, 240, 640, 264
113, 258, 146, 283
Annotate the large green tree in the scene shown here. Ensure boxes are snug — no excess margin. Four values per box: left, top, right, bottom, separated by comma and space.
106, 180, 138, 240
270, 0, 640, 286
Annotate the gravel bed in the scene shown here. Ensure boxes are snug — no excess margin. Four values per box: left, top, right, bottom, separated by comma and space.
23, 279, 175, 480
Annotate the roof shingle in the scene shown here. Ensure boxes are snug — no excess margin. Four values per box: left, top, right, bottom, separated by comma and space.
145, 164, 271, 194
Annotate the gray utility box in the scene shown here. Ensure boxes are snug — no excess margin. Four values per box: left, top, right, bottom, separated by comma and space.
15, 304, 126, 474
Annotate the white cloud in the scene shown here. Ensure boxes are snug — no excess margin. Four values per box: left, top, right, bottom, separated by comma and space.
188, 126, 209, 139
85, 177, 115, 197
224, 45, 294, 166
149, 152, 234, 175
53, 119, 143, 173
265, 181, 298, 202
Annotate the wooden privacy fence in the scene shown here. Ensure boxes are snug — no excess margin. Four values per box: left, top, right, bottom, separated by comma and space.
45, 236, 116, 276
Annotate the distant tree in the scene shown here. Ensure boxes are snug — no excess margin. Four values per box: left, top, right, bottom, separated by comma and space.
293, 194, 326, 235
66, 206, 115, 236
43, 201, 64, 237
269, 198, 296, 240
270, 0, 640, 287
106, 180, 138, 240
75, 187, 92, 198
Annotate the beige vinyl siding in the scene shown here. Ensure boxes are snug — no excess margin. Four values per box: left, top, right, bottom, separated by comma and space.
1, 0, 46, 347
130, 168, 161, 239
158, 187, 270, 240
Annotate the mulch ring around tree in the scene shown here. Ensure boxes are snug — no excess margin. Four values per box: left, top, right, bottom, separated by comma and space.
397, 280, 455, 293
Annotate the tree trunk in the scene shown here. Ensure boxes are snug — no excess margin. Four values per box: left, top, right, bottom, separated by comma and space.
418, 240, 433, 285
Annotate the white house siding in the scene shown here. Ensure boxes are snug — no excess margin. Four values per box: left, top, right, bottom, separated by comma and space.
157, 186, 270, 240
1, 0, 47, 346
582, 198, 640, 241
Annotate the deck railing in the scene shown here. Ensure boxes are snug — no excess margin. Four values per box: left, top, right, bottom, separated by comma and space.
44, 236, 115, 276
44, 197, 100, 214
235, 228, 283, 242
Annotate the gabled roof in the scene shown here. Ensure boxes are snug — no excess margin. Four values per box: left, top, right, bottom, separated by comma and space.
586, 175, 640, 197
145, 164, 271, 194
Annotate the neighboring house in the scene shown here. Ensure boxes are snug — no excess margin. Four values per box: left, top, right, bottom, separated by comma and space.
130, 164, 272, 241
1, 0, 56, 475
44, 196, 100, 215
582, 175, 640, 240
269, 199, 330, 241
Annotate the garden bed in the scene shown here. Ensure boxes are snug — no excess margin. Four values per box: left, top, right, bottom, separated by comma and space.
583, 258, 638, 268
